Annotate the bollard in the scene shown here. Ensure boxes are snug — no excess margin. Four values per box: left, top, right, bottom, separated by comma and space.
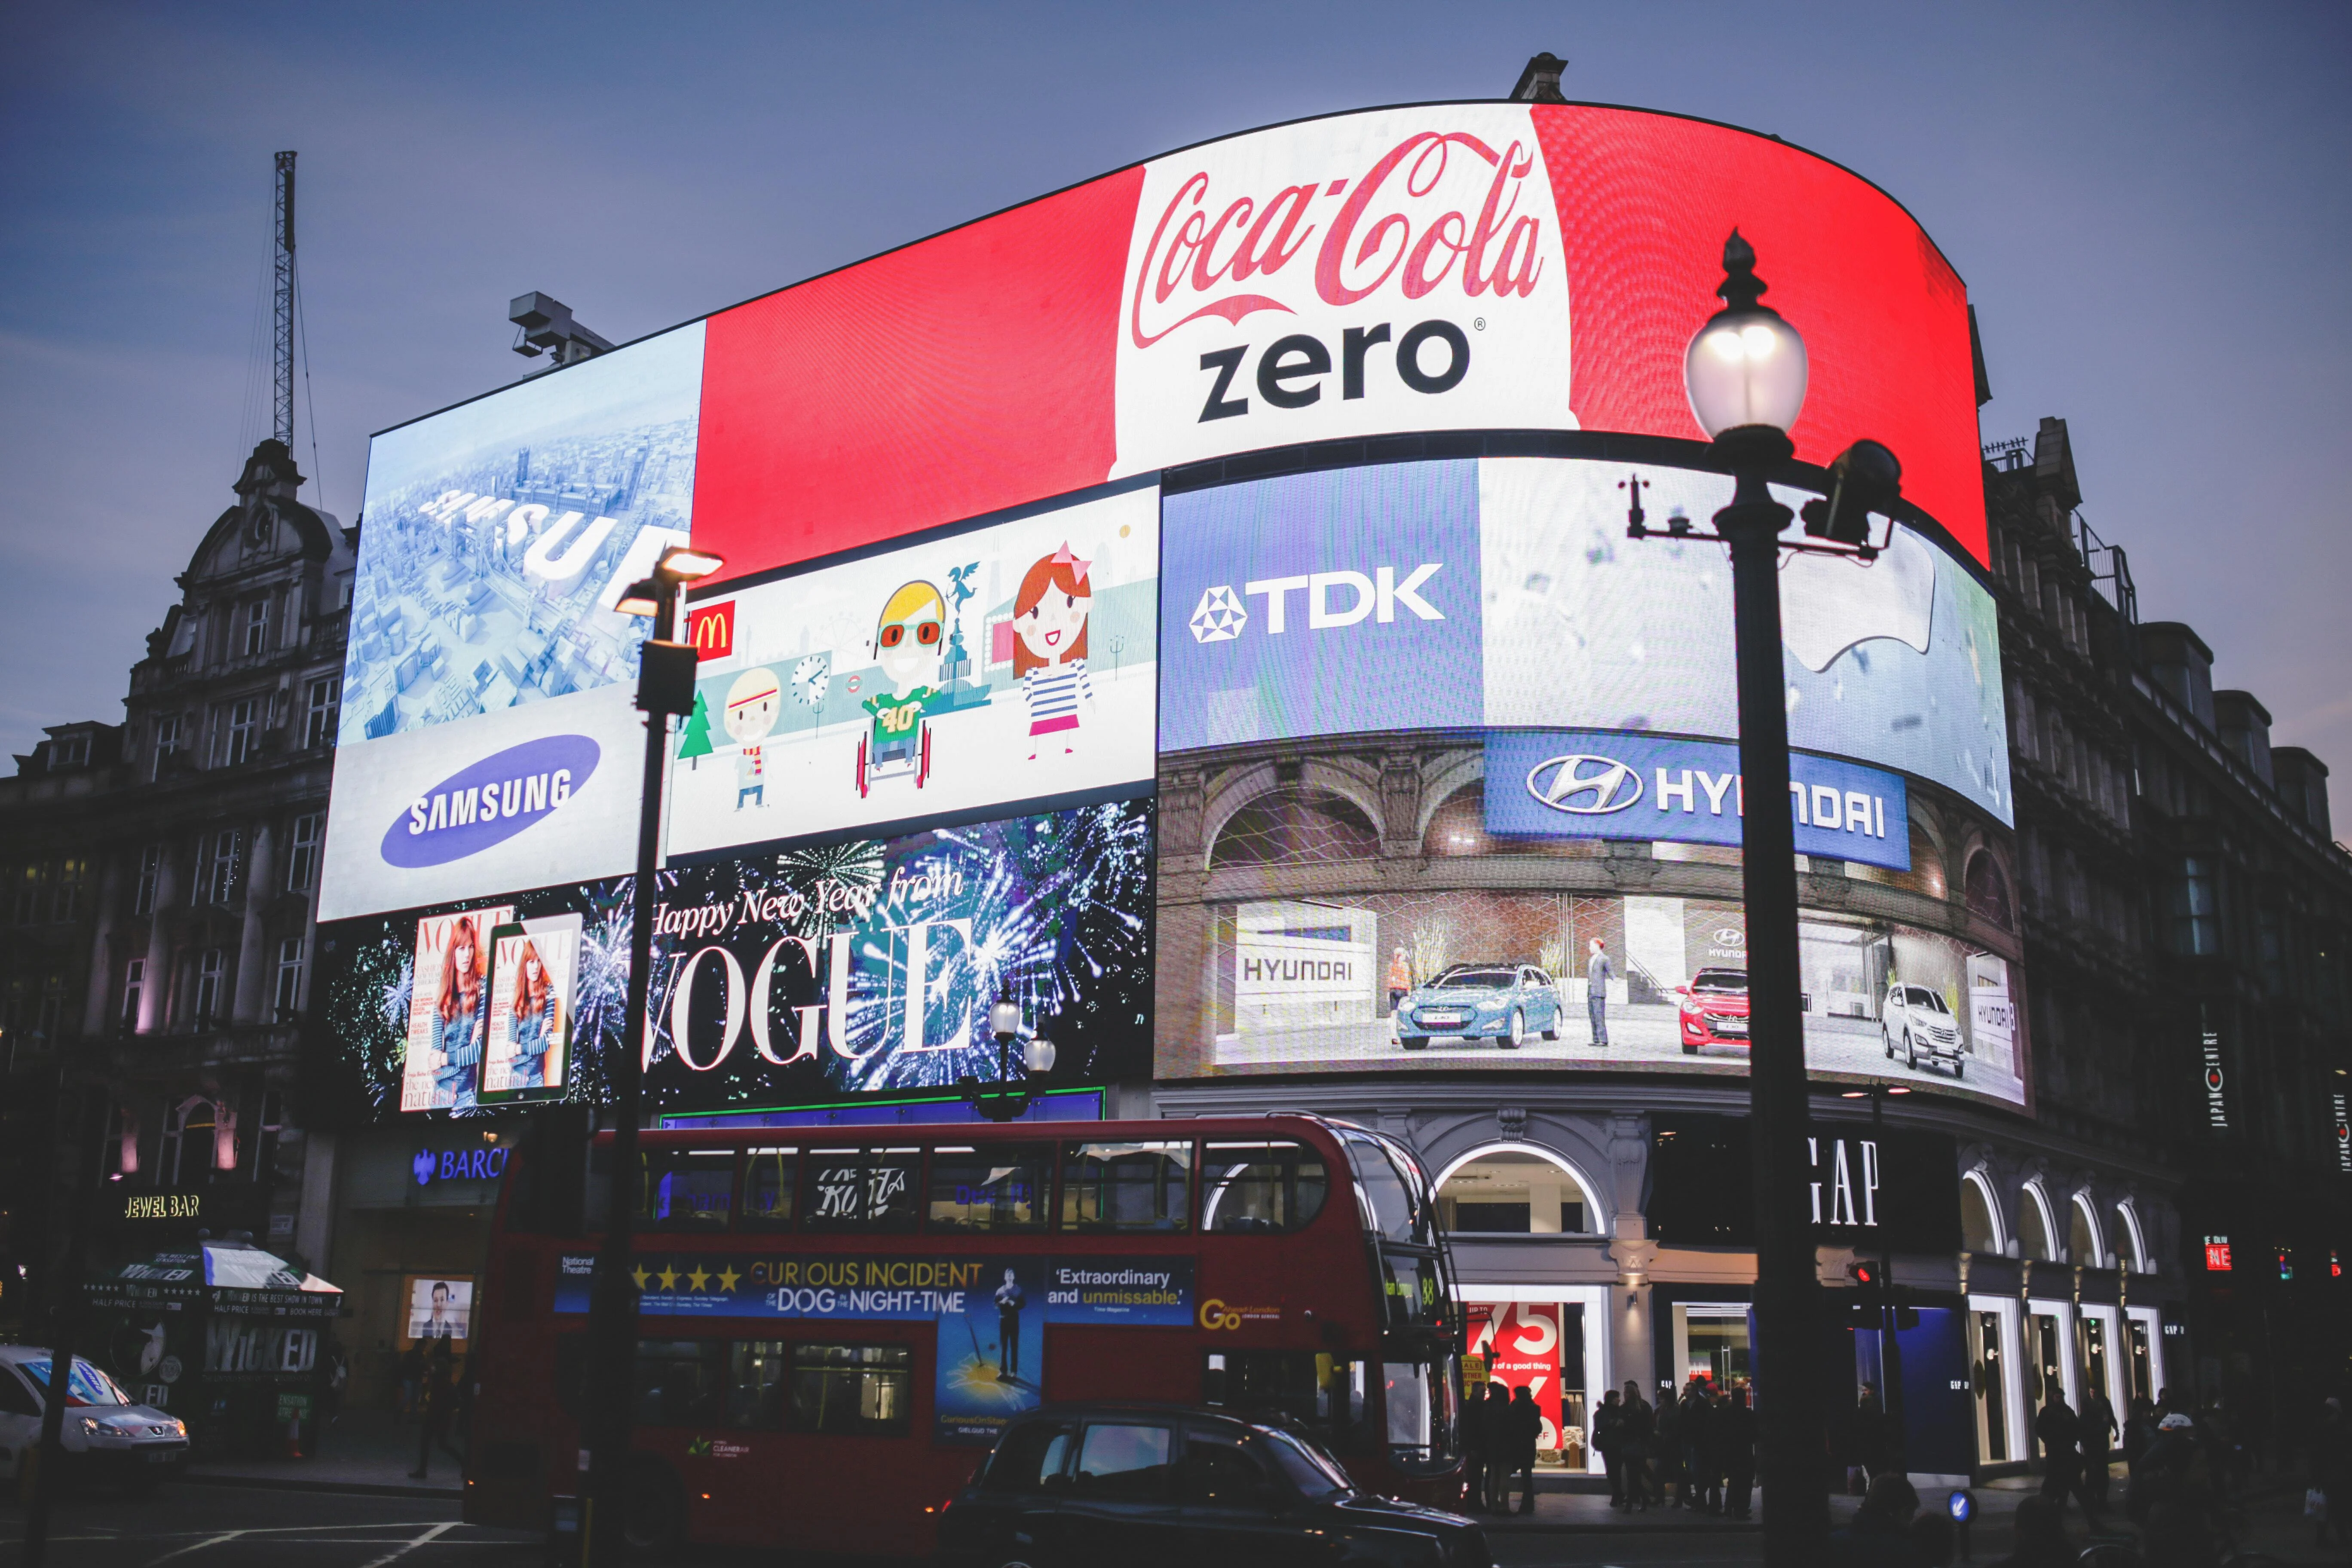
1947, 1488, 1974, 1561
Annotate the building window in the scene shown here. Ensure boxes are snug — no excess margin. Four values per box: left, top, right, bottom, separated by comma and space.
53, 732, 90, 767
2168, 857, 2220, 956
273, 937, 304, 1019
1960, 1174, 2005, 1254
121, 959, 145, 1033
11, 862, 43, 925
242, 599, 270, 656
163, 1097, 219, 1186
36, 969, 65, 1042
303, 677, 340, 749
51, 857, 86, 923
220, 698, 259, 766
196, 831, 242, 906
193, 948, 225, 1027
285, 815, 320, 892
1963, 851, 2014, 930
1210, 787, 1382, 870
134, 844, 162, 915
251, 1090, 284, 1182
1434, 1147, 1599, 1234
152, 715, 183, 780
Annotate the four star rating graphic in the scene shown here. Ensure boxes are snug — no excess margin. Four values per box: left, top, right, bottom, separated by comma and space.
629, 1261, 747, 1294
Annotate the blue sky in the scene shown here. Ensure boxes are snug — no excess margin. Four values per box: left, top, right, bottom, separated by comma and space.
4, 1, 2348, 791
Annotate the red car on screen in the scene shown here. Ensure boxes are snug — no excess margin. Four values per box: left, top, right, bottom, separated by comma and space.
1677, 968, 1750, 1054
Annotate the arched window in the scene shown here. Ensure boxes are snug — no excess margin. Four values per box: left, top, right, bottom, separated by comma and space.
1883, 818, 1947, 897
1210, 787, 1380, 870
1434, 1144, 1603, 1236
2018, 1182, 2059, 1262
2069, 1194, 2104, 1267
1965, 851, 2015, 930
2112, 1202, 2150, 1274
1422, 783, 1604, 860
1961, 1172, 2006, 1254
159, 1096, 220, 1188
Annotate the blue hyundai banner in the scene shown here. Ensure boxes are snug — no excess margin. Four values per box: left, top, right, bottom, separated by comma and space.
1483, 730, 1910, 872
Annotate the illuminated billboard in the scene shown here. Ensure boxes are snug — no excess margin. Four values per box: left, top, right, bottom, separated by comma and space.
341, 324, 704, 747
1166, 888, 2024, 1107
1159, 456, 2010, 823
645, 799, 1155, 1112
667, 483, 1160, 858
689, 102, 1984, 582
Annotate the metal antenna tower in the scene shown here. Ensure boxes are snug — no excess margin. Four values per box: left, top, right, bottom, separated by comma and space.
273, 150, 296, 447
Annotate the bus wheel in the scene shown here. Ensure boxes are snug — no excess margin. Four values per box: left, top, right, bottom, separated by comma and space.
622, 1458, 686, 1552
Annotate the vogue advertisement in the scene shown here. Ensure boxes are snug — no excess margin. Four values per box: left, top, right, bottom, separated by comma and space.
669, 484, 1160, 857
645, 800, 1155, 1111
480, 913, 583, 1102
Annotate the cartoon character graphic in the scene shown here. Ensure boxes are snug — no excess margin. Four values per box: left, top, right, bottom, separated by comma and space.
504, 937, 563, 1090
429, 915, 490, 1107
857, 580, 948, 796
1011, 544, 1096, 761
725, 667, 781, 810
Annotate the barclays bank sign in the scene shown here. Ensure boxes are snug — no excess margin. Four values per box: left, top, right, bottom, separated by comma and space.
1484, 730, 1911, 872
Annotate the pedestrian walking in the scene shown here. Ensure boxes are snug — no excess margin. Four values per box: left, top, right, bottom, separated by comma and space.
1504, 1384, 1543, 1514
397, 1341, 423, 1422
2080, 1384, 2118, 1509
1479, 1381, 1512, 1510
2035, 1388, 2098, 1517
1460, 1375, 1491, 1511
409, 1340, 461, 1479
1585, 939, 1614, 1046
1680, 1380, 1717, 1511
1653, 1382, 1684, 1505
2311, 1394, 2347, 1551
1595, 1388, 1625, 1507
1620, 1380, 1656, 1511
1853, 1381, 1890, 1488
1718, 1383, 1757, 1521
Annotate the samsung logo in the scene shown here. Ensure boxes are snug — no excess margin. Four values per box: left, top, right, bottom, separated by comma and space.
380, 734, 599, 869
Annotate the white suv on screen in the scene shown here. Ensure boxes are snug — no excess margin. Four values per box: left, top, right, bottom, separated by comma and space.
1881, 983, 1966, 1078
0, 1345, 188, 1492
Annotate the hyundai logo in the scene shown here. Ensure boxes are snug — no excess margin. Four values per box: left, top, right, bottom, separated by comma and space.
1712, 927, 1746, 947
1525, 755, 1643, 815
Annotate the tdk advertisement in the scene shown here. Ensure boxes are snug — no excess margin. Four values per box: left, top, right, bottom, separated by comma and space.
1483, 730, 1911, 872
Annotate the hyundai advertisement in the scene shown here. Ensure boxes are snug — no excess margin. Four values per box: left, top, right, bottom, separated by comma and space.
668, 483, 1160, 859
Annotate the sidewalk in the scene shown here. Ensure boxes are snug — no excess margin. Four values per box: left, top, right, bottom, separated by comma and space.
184, 1406, 461, 1498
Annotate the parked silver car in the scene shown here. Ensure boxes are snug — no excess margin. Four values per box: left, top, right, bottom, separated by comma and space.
1880, 983, 1965, 1077
0, 1345, 188, 1492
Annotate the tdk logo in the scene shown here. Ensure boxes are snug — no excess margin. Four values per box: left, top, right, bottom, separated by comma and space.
1525, 755, 1644, 815
380, 733, 599, 870
1187, 565, 1444, 643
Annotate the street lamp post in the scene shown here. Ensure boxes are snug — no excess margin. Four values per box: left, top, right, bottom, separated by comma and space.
959, 998, 1056, 1124
1625, 230, 1905, 1566
581, 544, 721, 1564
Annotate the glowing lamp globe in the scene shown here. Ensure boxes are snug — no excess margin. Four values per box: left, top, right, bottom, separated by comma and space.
1024, 1036, 1057, 1075
1684, 230, 1808, 439
989, 999, 1023, 1040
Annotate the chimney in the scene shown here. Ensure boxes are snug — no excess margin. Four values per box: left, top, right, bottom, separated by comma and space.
2212, 691, 2274, 785
1511, 53, 1568, 104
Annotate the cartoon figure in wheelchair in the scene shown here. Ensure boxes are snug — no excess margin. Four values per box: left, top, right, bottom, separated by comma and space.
856, 579, 950, 797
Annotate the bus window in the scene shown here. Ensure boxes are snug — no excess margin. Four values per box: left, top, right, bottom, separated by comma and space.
634, 1339, 725, 1427
727, 1340, 789, 1428
740, 1146, 799, 1231
1378, 1250, 1445, 1330
1074, 1421, 1174, 1499
1061, 1141, 1191, 1232
801, 1148, 922, 1233
790, 1344, 912, 1436
929, 1143, 1051, 1231
640, 1148, 735, 1233
1340, 1130, 1431, 1246
1202, 1349, 1366, 1449
1199, 1140, 1328, 1233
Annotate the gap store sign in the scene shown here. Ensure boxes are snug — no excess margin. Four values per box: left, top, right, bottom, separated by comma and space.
1484, 730, 1909, 872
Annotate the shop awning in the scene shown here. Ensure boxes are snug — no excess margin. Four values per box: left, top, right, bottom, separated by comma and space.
85, 1240, 345, 1319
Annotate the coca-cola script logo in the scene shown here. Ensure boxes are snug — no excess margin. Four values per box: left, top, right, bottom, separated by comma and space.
1130, 129, 1548, 349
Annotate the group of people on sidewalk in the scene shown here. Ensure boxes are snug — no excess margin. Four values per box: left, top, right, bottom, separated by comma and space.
1590, 1375, 1758, 1516
1456, 1379, 1547, 1513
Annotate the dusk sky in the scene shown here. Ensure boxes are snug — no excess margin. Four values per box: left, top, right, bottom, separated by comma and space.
4, 2, 2347, 791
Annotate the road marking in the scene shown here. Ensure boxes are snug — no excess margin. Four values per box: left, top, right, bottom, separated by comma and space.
144, 1530, 247, 1564
355, 1521, 457, 1568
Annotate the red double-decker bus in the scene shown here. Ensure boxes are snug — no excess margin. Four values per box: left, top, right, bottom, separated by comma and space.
463, 1115, 1464, 1557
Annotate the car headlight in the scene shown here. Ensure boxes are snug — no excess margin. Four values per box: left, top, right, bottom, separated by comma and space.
81, 1416, 135, 1439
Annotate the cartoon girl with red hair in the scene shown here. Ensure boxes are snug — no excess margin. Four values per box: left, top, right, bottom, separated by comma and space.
1012, 543, 1096, 760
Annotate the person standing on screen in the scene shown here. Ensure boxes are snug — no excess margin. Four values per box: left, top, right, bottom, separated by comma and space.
1586, 938, 1614, 1048
724, 667, 781, 810
505, 939, 561, 1090
993, 1268, 1025, 1381
861, 581, 949, 784
1011, 544, 1095, 762
429, 917, 489, 1107
1387, 946, 1412, 1016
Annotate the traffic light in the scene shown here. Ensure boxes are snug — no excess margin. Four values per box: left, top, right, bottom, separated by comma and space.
1844, 1260, 1884, 1327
